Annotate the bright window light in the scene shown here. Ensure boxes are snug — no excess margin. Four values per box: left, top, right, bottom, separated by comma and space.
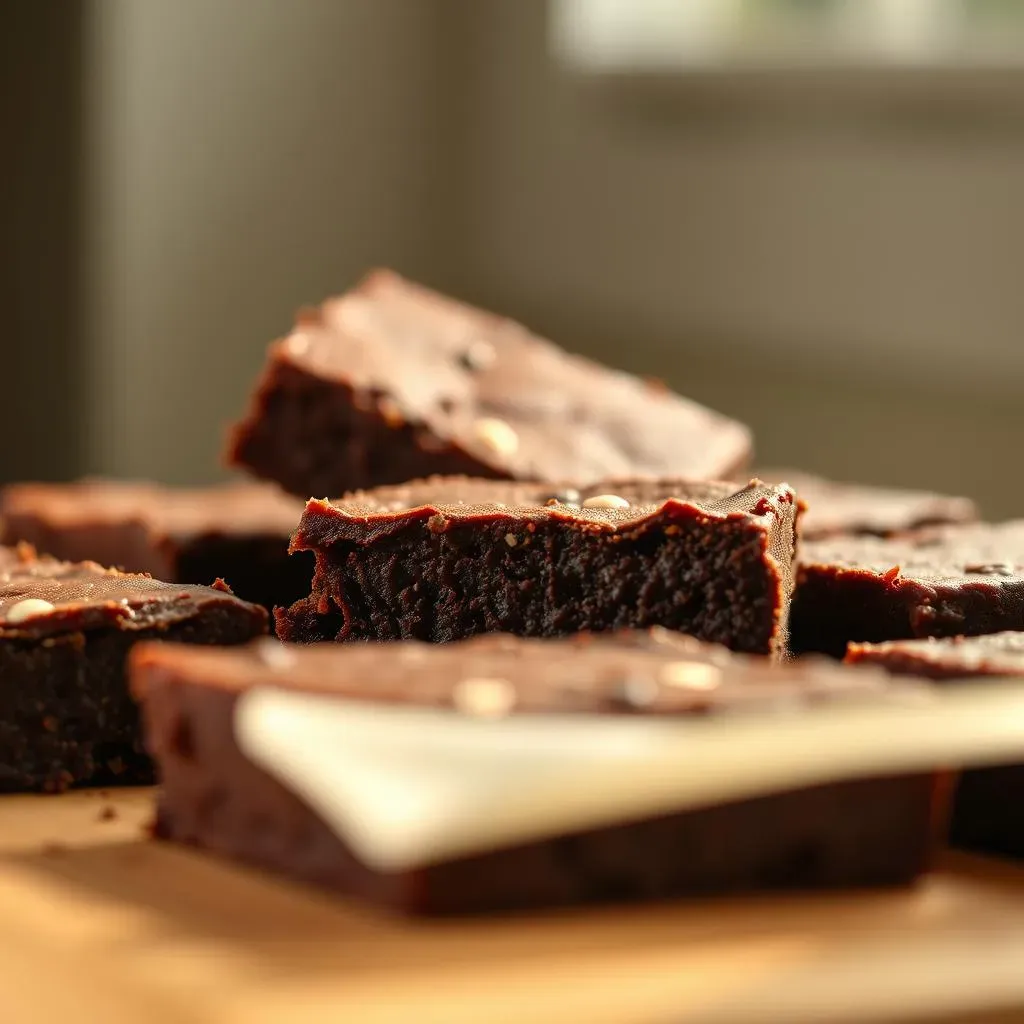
552, 0, 1024, 70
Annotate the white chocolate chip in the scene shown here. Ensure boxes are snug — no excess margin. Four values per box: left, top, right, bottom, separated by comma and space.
619, 675, 658, 708
460, 339, 497, 371
472, 418, 519, 458
253, 637, 297, 672
286, 332, 310, 356
452, 677, 517, 719
659, 661, 722, 691
377, 397, 404, 428
5, 598, 56, 624
547, 489, 581, 507
504, 533, 517, 547
582, 494, 630, 510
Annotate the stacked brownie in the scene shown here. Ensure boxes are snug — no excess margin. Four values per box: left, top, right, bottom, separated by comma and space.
12, 268, 1024, 915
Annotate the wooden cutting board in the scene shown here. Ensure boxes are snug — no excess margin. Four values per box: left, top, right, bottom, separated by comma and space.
1, 790, 1023, 1024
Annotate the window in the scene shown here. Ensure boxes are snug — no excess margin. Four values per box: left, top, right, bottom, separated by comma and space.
552, 0, 1024, 71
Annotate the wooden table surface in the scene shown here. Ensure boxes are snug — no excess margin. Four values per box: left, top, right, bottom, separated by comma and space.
1, 789, 1023, 1024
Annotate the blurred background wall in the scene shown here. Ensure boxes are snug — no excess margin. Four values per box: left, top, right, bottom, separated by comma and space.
3, 0, 1022, 512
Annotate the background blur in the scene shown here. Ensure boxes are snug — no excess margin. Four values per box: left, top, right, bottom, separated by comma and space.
4, 0, 1024, 513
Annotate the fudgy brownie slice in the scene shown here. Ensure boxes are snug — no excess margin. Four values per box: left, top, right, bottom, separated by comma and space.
131, 629, 956, 916
226, 270, 752, 496
0, 543, 266, 791
847, 632, 1024, 860
847, 631, 1024, 680
277, 476, 798, 656
789, 522, 1024, 656
758, 469, 978, 540
1, 479, 309, 614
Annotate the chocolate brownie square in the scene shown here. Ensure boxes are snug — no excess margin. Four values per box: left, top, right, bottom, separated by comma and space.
1, 479, 310, 614
276, 476, 798, 656
226, 270, 752, 497
0, 543, 266, 791
132, 629, 956, 915
758, 469, 978, 540
790, 522, 1024, 656
847, 631, 1024, 860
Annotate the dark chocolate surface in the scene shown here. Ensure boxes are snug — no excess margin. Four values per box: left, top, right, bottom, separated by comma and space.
847, 631, 1024, 680
0, 546, 265, 637
331, 474, 746, 521
279, 476, 798, 655
133, 632, 944, 915
759, 469, 978, 540
226, 271, 752, 496
0, 544, 267, 792
790, 522, 1024, 656
1, 479, 304, 542
1, 479, 309, 614
133, 628, 904, 716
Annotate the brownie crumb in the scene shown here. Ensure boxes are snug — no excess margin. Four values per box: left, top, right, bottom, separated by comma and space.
97, 805, 118, 822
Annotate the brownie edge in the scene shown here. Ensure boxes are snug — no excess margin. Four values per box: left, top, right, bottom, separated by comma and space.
0, 546, 267, 791
846, 632, 1024, 862
131, 634, 949, 915
225, 270, 752, 496
277, 476, 799, 655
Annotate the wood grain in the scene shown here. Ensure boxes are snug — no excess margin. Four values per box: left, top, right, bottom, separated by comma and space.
0, 790, 1022, 1024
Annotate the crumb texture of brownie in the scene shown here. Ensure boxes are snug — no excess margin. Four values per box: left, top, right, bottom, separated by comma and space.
0, 545, 266, 792
790, 522, 1024, 656
757, 469, 978, 540
277, 477, 797, 655
226, 271, 752, 496
132, 631, 944, 915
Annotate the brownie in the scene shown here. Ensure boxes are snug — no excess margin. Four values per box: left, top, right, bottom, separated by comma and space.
758, 469, 978, 540
847, 631, 1024, 860
276, 476, 798, 656
131, 629, 952, 916
0, 543, 267, 792
847, 631, 1024, 680
226, 270, 752, 497
0, 479, 310, 615
789, 522, 1024, 657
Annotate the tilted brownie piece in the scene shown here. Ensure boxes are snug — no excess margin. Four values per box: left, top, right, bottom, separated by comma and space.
1, 479, 309, 615
789, 522, 1024, 657
277, 476, 798, 656
758, 469, 978, 540
0, 544, 266, 792
226, 270, 752, 497
847, 631, 1024, 680
847, 631, 1024, 860
132, 629, 958, 916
